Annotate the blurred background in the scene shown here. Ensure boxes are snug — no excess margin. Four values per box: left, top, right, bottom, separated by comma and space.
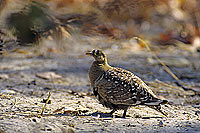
0, 0, 200, 105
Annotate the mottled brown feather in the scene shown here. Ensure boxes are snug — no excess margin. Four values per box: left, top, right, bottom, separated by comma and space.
87, 49, 168, 117
95, 67, 162, 106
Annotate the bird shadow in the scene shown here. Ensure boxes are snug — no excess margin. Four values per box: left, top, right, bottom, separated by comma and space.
79, 112, 123, 118
49, 112, 165, 119
79, 112, 164, 119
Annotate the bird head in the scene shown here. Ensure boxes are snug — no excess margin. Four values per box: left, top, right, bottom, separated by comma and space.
86, 49, 107, 62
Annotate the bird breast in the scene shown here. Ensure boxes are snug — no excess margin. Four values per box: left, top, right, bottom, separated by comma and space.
89, 62, 105, 88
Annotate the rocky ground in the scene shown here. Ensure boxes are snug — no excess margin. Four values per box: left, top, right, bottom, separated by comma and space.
0, 37, 200, 132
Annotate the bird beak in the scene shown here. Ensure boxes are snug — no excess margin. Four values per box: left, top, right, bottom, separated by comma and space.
86, 51, 93, 55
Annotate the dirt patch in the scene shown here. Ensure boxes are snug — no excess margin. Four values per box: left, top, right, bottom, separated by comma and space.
0, 45, 200, 132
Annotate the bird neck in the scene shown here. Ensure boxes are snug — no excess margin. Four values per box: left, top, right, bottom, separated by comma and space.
89, 60, 111, 87
93, 60, 111, 71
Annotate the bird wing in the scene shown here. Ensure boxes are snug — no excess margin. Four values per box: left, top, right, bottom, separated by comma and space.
94, 67, 163, 106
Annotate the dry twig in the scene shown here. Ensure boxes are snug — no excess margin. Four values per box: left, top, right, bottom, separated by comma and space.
134, 37, 199, 94
41, 75, 55, 116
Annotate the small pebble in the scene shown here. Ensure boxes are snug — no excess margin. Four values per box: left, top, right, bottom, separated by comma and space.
0, 74, 9, 79
1, 89, 16, 94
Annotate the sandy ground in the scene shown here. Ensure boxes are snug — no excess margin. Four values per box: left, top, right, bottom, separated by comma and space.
0, 39, 200, 132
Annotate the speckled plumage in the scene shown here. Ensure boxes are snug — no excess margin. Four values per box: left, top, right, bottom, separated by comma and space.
86, 49, 168, 118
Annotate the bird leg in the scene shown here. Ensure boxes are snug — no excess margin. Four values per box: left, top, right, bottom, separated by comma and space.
109, 109, 116, 116
149, 105, 168, 117
122, 108, 128, 118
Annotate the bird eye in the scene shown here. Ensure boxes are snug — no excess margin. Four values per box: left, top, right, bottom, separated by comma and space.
96, 50, 100, 55
92, 50, 95, 54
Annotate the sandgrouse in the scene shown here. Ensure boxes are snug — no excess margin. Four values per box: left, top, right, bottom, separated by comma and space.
86, 49, 168, 118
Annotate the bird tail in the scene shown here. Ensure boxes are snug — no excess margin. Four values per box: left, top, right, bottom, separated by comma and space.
144, 98, 168, 117
143, 98, 168, 106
